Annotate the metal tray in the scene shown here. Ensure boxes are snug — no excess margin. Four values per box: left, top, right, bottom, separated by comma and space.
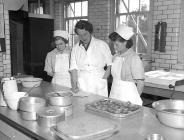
51, 127, 118, 140
85, 98, 143, 119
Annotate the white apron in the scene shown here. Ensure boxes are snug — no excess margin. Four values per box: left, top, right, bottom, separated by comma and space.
78, 69, 108, 97
52, 53, 71, 88
110, 56, 142, 105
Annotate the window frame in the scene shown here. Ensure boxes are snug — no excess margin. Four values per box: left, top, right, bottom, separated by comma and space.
113, 0, 152, 56
64, 0, 88, 47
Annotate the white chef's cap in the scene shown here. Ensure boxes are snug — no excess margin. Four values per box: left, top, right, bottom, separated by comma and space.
115, 25, 134, 40
53, 30, 69, 40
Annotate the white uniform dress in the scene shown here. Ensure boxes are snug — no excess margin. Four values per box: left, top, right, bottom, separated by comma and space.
70, 37, 112, 97
52, 53, 71, 87
44, 48, 71, 88
110, 48, 143, 105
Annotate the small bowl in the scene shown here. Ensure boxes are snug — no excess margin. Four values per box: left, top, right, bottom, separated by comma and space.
146, 133, 165, 140
21, 77, 42, 88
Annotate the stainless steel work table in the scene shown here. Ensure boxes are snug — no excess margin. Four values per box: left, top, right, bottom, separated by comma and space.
144, 82, 184, 99
1, 81, 184, 140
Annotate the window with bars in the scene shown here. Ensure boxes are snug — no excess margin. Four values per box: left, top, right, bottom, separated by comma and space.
114, 0, 151, 55
64, 0, 88, 47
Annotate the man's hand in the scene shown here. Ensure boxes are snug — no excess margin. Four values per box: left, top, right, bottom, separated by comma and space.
71, 86, 80, 93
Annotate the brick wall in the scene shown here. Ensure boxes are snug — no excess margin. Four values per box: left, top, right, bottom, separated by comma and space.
151, 0, 184, 70
54, 0, 64, 30
0, 0, 11, 77
88, 0, 112, 42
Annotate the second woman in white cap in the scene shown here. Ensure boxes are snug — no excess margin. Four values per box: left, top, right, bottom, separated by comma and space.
109, 25, 144, 105
44, 30, 72, 87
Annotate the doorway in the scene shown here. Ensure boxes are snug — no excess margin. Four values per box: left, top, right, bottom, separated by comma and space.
9, 10, 28, 76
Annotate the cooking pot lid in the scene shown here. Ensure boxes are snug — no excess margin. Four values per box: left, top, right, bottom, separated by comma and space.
37, 106, 65, 118
20, 97, 46, 104
48, 91, 73, 97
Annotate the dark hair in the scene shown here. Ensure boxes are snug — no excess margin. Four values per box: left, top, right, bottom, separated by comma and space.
109, 32, 133, 49
74, 20, 93, 34
54, 36, 68, 44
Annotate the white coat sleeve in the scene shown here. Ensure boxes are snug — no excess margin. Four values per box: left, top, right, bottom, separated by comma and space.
69, 47, 78, 70
103, 42, 112, 66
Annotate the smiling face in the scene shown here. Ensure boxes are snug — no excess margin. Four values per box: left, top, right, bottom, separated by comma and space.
55, 37, 66, 52
113, 40, 127, 54
76, 29, 91, 45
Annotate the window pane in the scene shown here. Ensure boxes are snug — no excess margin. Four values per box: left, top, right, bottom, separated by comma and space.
119, 15, 127, 25
127, 15, 136, 29
129, 0, 139, 12
138, 15, 148, 33
75, 2, 82, 17
67, 3, 74, 17
137, 35, 148, 53
82, 1, 88, 16
140, 0, 150, 11
65, 1, 88, 46
117, 0, 128, 13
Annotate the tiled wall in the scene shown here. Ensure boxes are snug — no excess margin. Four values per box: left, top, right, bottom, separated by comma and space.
151, 0, 184, 70
0, 0, 11, 77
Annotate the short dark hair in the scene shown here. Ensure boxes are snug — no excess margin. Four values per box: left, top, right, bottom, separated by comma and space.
109, 32, 133, 49
74, 20, 93, 34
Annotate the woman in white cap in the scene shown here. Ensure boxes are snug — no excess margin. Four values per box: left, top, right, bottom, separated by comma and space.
44, 30, 72, 87
109, 25, 144, 105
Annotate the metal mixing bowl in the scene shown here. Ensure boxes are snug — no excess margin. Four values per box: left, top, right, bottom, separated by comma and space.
152, 99, 184, 129
21, 77, 42, 88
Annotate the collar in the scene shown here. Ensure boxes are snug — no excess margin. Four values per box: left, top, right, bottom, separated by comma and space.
79, 36, 92, 50
118, 48, 134, 57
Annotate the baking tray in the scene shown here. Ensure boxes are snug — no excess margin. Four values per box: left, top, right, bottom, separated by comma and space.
51, 127, 118, 140
85, 98, 143, 119
51, 115, 119, 140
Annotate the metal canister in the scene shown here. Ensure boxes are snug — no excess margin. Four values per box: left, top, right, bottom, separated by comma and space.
20, 111, 37, 121
50, 104, 73, 117
48, 91, 73, 106
37, 106, 65, 127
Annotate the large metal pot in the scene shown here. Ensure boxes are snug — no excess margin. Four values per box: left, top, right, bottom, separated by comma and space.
152, 99, 184, 129
49, 104, 73, 117
20, 111, 37, 121
37, 106, 65, 127
19, 97, 46, 112
48, 91, 73, 106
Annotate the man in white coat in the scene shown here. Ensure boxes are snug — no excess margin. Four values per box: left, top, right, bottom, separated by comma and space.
70, 20, 112, 97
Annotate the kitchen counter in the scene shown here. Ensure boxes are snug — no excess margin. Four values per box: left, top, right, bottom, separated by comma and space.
0, 81, 184, 140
